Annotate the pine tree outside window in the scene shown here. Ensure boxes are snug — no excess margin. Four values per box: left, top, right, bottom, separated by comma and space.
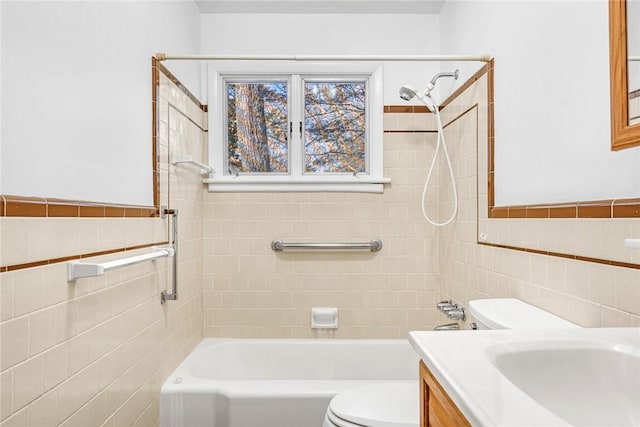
208, 62, 386, 192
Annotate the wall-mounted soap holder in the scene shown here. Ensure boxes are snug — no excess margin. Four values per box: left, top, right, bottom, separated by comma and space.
311, 307, 338, 329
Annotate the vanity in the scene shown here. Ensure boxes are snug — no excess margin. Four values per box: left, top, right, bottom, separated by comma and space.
410, 328, 640, 426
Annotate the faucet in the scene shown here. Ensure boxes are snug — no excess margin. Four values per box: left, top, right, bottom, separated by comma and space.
436, 300, 466, 321
433, 322, 460, 331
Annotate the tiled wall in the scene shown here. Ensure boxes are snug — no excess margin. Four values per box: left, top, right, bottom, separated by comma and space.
438, 73, 640, 327
0, 73, 205, 427
202, 114, 445, 338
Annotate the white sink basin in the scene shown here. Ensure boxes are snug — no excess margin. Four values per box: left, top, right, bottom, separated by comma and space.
487, 341, 640, 426
409, 328, 640, 426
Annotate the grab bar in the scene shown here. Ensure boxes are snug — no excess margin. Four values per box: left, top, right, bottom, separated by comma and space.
161, 208, 179, 303
67, 247, 174, 281
271, 239, 382, 252
172, 153, 214, 175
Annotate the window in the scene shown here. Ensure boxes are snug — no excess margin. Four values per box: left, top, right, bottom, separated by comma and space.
207, 62, 386, 192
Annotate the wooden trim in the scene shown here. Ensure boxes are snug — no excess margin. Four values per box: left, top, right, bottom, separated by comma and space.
1, 241, 169, 272
609, 0, 640, 150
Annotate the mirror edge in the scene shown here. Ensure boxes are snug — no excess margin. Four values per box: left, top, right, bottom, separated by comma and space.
610, 0, 640, 150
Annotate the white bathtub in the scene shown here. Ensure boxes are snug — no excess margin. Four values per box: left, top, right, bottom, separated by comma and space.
160, 338, 419, 427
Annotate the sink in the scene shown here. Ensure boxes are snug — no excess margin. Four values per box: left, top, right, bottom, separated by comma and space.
487, 340, 640, 426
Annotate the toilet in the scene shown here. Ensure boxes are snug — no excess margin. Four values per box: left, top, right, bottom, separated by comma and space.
322, 298, 579, 427
468, 298, 579, 330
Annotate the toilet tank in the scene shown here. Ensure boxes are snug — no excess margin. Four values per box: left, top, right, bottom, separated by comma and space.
468, 298, 579, 330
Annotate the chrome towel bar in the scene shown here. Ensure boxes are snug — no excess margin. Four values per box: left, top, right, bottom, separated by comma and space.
67, 247, 174, 282
271, 239, 382, 252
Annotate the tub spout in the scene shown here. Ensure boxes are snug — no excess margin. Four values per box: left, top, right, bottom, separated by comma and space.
433, 322, 460, 331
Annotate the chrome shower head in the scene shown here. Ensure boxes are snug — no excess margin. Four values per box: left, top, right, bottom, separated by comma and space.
398, 85, 418, 101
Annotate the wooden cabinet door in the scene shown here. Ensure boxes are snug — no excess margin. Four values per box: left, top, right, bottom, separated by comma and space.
420, 361, 470, 427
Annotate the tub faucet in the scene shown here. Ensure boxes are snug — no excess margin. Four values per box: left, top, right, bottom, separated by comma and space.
433, 322, 460, 331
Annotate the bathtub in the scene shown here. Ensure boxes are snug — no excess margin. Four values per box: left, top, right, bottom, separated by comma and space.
160, 338, 419, 427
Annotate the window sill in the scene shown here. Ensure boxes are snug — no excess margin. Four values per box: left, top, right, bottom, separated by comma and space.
204, 177, 391, 193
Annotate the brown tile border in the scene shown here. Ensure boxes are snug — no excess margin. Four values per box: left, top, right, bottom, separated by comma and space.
153, 58, 206, 112
483, 58, 638, 220
479, 242, 640, 271
0, 58, 207, 219
382, 62, 491, 115
47, 200, 80, 217
441, 61, 492, 110
2, 241, 169, 272
383, 130, 438, 134
384, 105, 431, 114
613, 198, 640, 217
153, 57, 160, 211
0, 195, 159, 218
487, 199, 640, 219
4, 195, 47, 217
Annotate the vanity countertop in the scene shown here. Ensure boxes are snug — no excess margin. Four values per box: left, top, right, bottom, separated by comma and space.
409, 327, 640, 426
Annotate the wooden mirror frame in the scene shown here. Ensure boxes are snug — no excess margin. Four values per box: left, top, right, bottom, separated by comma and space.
610, 0, 640, 150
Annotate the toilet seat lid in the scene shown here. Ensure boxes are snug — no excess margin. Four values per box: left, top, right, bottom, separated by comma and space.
329, 382, 419, 427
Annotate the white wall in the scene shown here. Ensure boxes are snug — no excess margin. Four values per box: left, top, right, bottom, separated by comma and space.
0, 0, 3, 195
440, 0, 640, 206
200, 13, 441, 105
1, 1, 201, 205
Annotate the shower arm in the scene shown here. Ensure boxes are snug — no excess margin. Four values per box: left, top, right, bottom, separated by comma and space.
430, 70, 460, 85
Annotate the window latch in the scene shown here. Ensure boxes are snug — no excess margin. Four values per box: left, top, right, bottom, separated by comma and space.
299, 121, 302, 136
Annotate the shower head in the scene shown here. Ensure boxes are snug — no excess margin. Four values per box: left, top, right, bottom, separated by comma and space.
399, 69, 460, 106
398, 85, 419, 101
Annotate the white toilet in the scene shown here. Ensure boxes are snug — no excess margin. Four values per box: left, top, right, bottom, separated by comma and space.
322, 298, 579, 427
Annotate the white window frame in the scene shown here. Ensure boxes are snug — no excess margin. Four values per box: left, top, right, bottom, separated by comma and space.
206, 61, 388, 192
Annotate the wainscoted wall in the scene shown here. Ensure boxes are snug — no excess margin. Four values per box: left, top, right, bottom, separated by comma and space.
0, 72, 205, 426
202, 115, 444, 338
437, 69, 640, 327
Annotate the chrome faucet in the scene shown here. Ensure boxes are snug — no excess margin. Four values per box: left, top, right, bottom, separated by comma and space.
433, 322, 460, 331
436, 300, 466, 321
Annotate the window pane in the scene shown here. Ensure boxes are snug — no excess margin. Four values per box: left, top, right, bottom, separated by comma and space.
227, 82, 288, 173
304, 81, 366, 173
